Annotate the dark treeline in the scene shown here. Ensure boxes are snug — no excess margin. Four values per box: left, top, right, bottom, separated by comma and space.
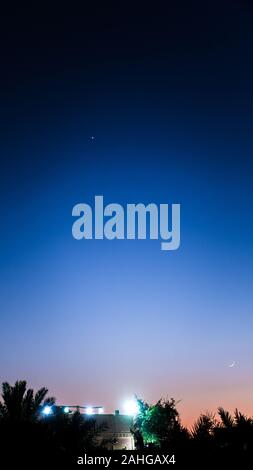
0, 380, 253, 467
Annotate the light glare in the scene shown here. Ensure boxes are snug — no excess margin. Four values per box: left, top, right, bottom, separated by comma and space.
123, 399, 139, 416
42, 405, 53, 416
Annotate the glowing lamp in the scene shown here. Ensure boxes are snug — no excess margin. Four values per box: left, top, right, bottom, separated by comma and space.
123, 399, 139, 416
42, 405, 53, 416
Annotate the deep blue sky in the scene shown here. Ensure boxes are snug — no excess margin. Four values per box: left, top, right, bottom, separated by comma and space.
0, 2, 253, 423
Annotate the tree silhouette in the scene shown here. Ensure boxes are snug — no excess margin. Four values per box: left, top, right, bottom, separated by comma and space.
215, 407, 253, 452
0, 380, 99, 465
218, 407, 234, 428
132, 397, 187, 449
0, 380, 55, 422
191, 412, 216, 441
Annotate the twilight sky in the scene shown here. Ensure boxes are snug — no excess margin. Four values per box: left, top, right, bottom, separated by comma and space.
0, 2, 253, 425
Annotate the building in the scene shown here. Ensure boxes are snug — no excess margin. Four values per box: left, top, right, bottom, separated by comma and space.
55, 405, 136, 450
90, 411, 135, 450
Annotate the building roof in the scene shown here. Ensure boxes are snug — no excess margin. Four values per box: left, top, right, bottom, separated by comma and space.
87, 414, 133, 433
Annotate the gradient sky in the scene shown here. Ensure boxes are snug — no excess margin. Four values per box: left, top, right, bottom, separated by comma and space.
1, 2, 253, 426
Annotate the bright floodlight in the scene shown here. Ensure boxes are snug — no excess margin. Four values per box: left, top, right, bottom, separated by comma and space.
63, 406, 69, 414
42, 405, 53, 416
86, 407, 93, 415
123, 399, 139, 416
98, 407, 104, 414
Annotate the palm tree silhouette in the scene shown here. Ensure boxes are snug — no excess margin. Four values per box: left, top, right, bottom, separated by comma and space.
0, 380, 55, 422
217, 407, 234, 429
191, 412, 216, 440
